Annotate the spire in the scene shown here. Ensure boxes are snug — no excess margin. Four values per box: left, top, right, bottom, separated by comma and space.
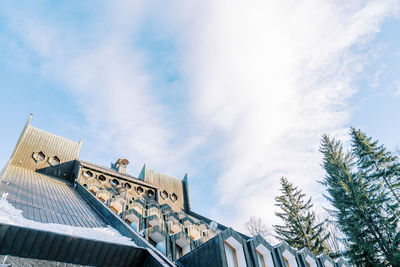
139, 164, 147, 180
182, 173, 190, 212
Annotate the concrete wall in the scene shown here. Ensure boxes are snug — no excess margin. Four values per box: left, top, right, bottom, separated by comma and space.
178, 234, 223, 267
78, 164, 158, 203
75, 182, 175, 266
247, 235, 278, 267
297, 248, 319, 267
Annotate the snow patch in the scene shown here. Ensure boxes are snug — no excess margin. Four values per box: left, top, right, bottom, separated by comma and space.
0, 193, 135, 246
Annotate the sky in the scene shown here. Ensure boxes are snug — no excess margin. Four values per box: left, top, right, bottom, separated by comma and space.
1, 0, 400, 237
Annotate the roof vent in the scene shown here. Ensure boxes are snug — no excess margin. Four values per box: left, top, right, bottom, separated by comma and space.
112, 158, 129, 174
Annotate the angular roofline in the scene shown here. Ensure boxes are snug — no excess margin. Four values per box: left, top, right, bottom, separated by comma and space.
79, 160, 158, 189
1, 114, 33, 181
0, 222, 161, 266
297, 247, 318, 259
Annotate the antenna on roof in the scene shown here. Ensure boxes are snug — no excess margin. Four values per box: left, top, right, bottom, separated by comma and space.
27, 113, 34, 124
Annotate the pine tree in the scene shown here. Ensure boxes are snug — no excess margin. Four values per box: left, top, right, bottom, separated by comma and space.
350, 127, 400, 204
273, 177, 330, 256
320, 134, 400, 266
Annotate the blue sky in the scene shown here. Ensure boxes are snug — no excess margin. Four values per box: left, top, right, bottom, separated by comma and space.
1, 1, 400, 234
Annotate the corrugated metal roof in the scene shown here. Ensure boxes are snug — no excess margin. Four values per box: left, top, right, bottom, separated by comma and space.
0, 165, 106, 228
0, 223, 158, 267
140, 166, 185, 212
0, 116, 174, 266
10, 126, 81, 172
0, 254, 92, 266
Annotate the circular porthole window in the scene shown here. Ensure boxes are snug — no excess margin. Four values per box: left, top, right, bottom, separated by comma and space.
98, 175, 106, 182
124, 183, 132, 189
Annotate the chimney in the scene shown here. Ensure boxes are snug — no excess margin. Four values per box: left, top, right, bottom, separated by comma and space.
114, 158, 129, 174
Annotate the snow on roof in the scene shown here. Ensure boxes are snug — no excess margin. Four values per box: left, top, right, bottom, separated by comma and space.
0, 193, 136, 246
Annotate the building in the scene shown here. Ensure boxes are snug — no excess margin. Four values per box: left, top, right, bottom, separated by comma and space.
0, 115, 349, 266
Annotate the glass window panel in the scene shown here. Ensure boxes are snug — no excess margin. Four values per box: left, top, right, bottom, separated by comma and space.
224, 242, 238, 267
256, 251, 265, 267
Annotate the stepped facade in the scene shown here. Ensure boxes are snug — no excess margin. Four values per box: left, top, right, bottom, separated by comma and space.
0, 115, 349, 267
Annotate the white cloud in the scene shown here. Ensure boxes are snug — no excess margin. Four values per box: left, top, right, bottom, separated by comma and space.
159, 0, 400, 229
0, 1, 199, 176
2, 0, 400, 234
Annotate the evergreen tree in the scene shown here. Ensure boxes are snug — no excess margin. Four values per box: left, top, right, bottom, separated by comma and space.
350, 127, 400, 204
320, 134, 400, 266
316, 212, 344, 259
273, 177, 330, 256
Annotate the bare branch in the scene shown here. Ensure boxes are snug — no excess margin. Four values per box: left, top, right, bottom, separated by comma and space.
244, 216, 273, 242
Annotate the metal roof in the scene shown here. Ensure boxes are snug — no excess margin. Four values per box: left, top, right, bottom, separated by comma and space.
0, 254, 91, 266
0, 165, 106, 228
0, 223, 160, 267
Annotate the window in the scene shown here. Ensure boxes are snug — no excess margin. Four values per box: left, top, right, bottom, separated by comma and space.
305, 255, 317, 267
256, 245, 274, 267
256, 250, 265, 267
98, 175, 106, 182
32, 151, 45, 162
171, 193, 178, 202
224, 237, 246, 267
111, 179, 119, 186
124, 183, 132, 189
83, 170, 93, 178
176, 245, 183, 259
160, 190, 168, 199
224, 241, 238, 267
110, 206, 119, 214
147, 190, 155, 198
48, 156, 60, 166
136, 186, 144, 193
283, 256, 289, 267
324, 261, 334, 267
282, 249, 298, 267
